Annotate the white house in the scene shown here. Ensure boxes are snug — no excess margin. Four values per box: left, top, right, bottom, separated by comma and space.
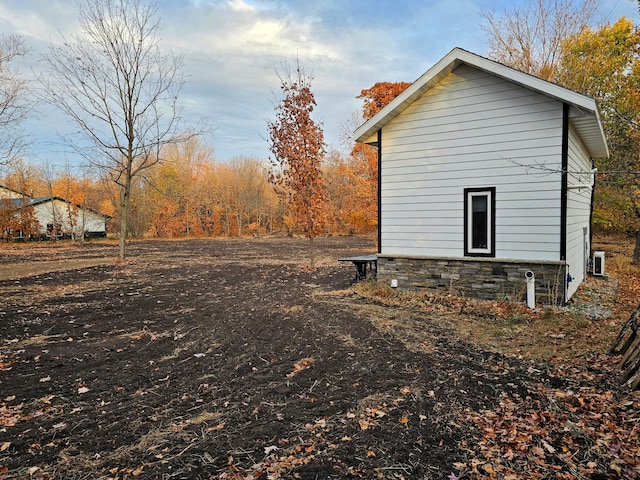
0, 185, 28, 200
353, 48, 609, 305
29, 196, 109, 239
0, 186, 110, 239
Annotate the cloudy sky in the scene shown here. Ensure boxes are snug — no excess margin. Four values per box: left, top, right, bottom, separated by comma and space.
0, 0, 637, 170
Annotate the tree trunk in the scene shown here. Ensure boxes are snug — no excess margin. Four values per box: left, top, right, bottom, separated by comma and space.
119, 168, 132, 262
634, 229, 640, 263
309, 233, 316, 269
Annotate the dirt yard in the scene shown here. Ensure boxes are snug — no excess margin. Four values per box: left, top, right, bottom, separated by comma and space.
1, 237, 638, 479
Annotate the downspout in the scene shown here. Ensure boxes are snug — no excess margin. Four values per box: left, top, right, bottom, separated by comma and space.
589, 166, 597, 269
377, 129, 382, 254
560, 103, 569, 304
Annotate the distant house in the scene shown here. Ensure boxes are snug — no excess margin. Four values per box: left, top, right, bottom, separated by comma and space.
353, 48, 609, 305
0, 185, 29, 200
0, 186, 110, 240
29, 196, 110, 239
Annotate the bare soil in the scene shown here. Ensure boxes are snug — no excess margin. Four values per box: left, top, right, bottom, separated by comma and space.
0, 237, 638, 479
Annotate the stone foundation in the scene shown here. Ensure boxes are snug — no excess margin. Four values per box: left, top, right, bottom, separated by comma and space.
377, 256, 567, 306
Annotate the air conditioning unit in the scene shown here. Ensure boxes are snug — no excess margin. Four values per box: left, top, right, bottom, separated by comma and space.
593, 251, 605, 276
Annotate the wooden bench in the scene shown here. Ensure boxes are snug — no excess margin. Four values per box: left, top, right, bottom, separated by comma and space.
339, 254, 377, 282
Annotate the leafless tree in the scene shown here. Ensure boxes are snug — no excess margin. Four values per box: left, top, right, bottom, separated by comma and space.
39, 0, 190, 260
481, 0, 598, 80
0, 35, 29, 167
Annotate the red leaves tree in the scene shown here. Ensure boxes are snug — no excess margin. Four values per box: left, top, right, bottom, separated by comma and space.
268, 62, 327, 267
342, 82, 410, 234
358, 82, 412, 120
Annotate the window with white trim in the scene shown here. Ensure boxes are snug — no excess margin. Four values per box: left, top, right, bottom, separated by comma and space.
464, 187, 495, 257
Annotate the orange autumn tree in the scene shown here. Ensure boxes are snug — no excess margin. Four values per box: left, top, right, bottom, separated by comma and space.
268, 61, 327, 267
358, 82, 412, 120
146, 137, 216, 237
345, 82, 411, 233
0, 172, 40, 240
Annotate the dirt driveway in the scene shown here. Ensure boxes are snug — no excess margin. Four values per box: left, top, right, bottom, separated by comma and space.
0, 237, 637, 479
0, 242, 117, 281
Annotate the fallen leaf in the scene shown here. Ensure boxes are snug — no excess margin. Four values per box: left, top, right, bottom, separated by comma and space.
77, 386, 90, 394
367, 450, 376, 457
531, 446, 545, 457
542, 440, 556, 453
132, 465, 144, 476
610, 460, 622, 475
286, 357, 315, 378
264, 445, 278, 455
27, 466, 39, 475
39, 376, 51, 383
400, 416, 409, 424
1, 442, 10, 452
400, 386, 411, 395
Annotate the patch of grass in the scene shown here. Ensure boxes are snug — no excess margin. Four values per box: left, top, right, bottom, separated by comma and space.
354, 235, 640, 364
356, 279, 400, 301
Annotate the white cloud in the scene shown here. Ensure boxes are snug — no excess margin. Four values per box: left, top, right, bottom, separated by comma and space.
0, 2, 80, 42
228, 0, 255, 13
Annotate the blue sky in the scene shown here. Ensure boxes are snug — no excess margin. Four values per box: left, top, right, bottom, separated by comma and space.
0, 0, 637, 171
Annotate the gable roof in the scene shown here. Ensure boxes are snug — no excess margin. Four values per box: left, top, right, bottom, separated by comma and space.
29, 196, 112, 218
0, 185, 29, 199
354, 47, 609, 159
1, 197, 31, 209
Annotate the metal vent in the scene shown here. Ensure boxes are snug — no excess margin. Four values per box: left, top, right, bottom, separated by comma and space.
593, 251, 605, 276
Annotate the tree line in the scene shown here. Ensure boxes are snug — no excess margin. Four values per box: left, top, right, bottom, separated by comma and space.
0, 133, 383, 240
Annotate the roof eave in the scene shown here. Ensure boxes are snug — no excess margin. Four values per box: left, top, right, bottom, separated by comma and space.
353, 52, 461, 143
353, 47, 609, 158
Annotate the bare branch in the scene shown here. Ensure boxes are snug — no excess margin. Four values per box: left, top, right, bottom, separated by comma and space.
0, 34, 30, 166
481, 0, 598, 80
38, 0, 195, 260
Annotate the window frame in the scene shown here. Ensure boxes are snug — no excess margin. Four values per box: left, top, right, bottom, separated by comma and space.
464, 187, 496, 257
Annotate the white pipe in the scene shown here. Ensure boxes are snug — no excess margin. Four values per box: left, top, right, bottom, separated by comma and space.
525, 271, 535, 309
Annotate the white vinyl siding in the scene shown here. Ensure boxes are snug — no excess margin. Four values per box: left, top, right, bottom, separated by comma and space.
0, 186, 26, 199
565, 125, 594, 299
380, 64, 563, 260
32, 199, 107, 237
